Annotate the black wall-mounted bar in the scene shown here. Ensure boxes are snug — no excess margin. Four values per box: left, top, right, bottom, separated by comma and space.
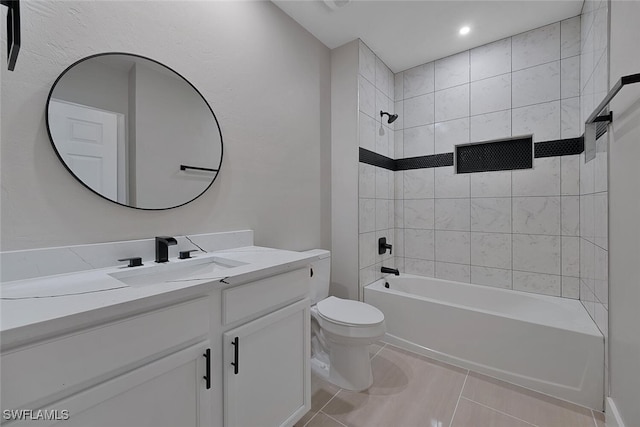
586, 73, 640, 124
180, 164, 218, 173
1, 0, 20, 71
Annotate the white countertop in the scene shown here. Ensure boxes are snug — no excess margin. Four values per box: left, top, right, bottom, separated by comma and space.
1, 246, 317, 350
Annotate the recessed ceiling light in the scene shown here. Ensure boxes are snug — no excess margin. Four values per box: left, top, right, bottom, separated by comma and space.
459, 26, 471, 36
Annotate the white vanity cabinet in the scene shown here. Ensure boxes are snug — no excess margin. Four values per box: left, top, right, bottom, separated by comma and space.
1, 297, 213, 427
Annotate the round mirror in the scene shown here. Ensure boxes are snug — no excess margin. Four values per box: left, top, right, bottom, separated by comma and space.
46, 53, 223, 210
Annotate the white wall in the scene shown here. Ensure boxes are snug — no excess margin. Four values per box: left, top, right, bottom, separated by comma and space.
608, 1, 640, 425
0, 1, 331, 252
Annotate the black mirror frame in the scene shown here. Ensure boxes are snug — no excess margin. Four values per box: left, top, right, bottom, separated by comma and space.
45, 52, 224, 211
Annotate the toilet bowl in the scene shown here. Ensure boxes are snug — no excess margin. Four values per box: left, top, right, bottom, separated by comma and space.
305, 250, 386, 391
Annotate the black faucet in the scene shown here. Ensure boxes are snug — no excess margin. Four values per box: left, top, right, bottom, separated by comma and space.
155, 236, 177, 263
378, 237, 393, 255
381, 266, 400, 276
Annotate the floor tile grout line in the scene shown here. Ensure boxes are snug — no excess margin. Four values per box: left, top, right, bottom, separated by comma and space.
447, 371, 469, 427
319, 411, 350, 427
459, 396, 539, 427
315, 388, 342, 417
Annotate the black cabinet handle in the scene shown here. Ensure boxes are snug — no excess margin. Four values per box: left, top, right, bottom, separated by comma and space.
203, 348, 211, 389
117, 257, 143, 267
231, 337, 239, 375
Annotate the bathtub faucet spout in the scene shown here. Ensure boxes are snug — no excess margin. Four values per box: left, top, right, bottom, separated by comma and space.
381, 266, 400, 276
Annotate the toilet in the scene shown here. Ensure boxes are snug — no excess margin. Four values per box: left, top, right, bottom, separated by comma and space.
305, 249, 386, 391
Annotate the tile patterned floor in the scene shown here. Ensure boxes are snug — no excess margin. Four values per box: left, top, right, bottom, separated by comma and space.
296, 343, 606, 427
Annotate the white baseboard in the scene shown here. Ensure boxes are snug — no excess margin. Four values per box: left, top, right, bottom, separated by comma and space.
606, 397, 626, 427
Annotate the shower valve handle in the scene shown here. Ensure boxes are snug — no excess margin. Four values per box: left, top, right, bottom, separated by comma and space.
378, 237, 393, 255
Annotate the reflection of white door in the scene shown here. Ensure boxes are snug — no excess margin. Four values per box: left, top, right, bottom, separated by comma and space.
49, 99, 118, 200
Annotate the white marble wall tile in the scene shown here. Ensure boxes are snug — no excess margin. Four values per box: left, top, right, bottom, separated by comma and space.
470, 38, 512, 81
560, 97, 581, 139
404, 93, 435, 128
359, 112, 376, 151
435, 84, 470, 122
394, 170, 404, 200
513, 271, 561, 296
405, 229, 435, 260
394, 101, 404, 130
561, 155, 580, 195
512, 157, 561, 196
470, 198, 512, 233
394, 200, 404, 228
375, 167, 389, 199
435, 51, 469, 90
595, 137, 608, 193
395, 257, 406, 274
394, 228, 405, 257
376, 89, 390, 123
512, 196, 561, 235
359, 199, 376, 233
470, 74, 511, 115
580, 236, 596, 281
359, 163, 376, 198
387, 169, 395, 200
561, 56, 580, 99
435, 262, 471, 283
375, 199, 390, 231
359, 232, 376, 268
435, 230, 470, 264
580, 194, 595, 241
512, 234, 561, 274
561, 16, 581, 59
594, 192, 608, 249
561, 196, 580, 236
394, 72, 404, 101
435, 199, 471, 231
404, 62, 435, 98
579, 152, 595, 195
376, 56, 391, 97
358, 77, 376, 118
593, 6, 608, 56
512, 22, 560, 71
359, 264, 377, 288
375, 124, 389, 157
404, 258, 435, 277
471, 266, 512, 289
359, 41, 376, 84
512, 61, 560, 108
404, 199, 435, 230
469, 110, 512, 142
434, 118, 469, 154
404, 169, 435, 199
562, 236, 580, 277
435, 166, 470, 198
394, 129, 404, 158
512, 101, 561, 141
594, 246, 608, 304
387, 129, 395, 160
561, 276, 580, 299
470, 171, 512, 198
471, 232, 511, 269
404, 124, 435, 157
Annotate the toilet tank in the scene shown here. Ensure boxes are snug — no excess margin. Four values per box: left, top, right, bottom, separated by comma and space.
304, 249, 331, 305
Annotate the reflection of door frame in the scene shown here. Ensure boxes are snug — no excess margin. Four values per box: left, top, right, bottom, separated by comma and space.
50, 99, 127, 205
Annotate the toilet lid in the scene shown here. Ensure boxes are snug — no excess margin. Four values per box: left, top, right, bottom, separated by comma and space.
316, 296, 384, 326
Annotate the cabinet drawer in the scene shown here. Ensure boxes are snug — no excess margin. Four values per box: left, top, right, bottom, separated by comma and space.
1, 297, 209, 411
222, 268, 309, 325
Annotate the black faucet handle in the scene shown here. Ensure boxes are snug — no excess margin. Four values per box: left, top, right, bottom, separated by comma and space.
118, 257, 143, 267
179, 250, 199, 260
378, 237, 393, 255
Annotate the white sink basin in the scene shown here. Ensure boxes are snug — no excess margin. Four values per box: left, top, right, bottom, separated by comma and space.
109, 256, 246, 287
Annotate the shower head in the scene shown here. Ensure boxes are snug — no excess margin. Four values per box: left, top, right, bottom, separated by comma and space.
380, 110, 399, 124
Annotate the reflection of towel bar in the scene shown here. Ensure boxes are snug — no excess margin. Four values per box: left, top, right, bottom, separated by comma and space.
180, 165, 218, 173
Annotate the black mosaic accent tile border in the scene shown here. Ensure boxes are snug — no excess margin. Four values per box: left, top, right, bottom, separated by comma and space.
534, 136, 584, 158
359, 136, 585, 172
457, 136, 532, 174
395, 153, 453, 170
359, 148, 395, 171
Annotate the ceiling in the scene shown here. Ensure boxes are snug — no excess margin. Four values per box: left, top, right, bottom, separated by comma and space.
271, 0, 584, 73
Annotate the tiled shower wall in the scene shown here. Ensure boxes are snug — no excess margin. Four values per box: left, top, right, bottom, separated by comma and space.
579, 0, 609, 337
358, 41, 396, 297
390, 18, 583, 297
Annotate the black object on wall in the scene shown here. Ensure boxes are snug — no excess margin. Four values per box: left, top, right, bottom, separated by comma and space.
456, 136, 533, 174
1, 0, 20, 71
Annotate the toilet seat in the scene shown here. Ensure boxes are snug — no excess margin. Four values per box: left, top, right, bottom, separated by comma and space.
317, 296, 384, 326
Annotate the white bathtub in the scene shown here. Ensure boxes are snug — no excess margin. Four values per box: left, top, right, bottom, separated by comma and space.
364, 274, 604, 410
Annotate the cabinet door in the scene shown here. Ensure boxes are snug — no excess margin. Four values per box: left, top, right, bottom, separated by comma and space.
223, 299, 310, 427
17, 342, 213, 427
